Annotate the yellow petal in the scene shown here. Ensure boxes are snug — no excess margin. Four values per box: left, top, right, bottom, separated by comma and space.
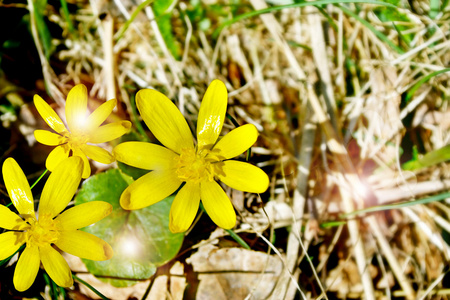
169, 182, 200, 233
113, 141, 178, 170
217, 160, 269, 193
46, 145, 70, 172
34, 94, 67, 133
65, 84, 88, 133
55, 230, 113, 261
211, 124, 258, 160
13, 245, 40, 292
200, 180, 236, 229
120, 170, 182, 210
34, 130, 65, 146
39, 157, 83, 218
0, 231, 25, 260
85, 99, 117, 132
197, 80, 227, 151
72, 148, 91, 178
2, 158, 35, 217
40, 244, 73, 288
87, 121, 132, 144
0, 205, 28, 230
80, 144, 114, 165
136, 89, 193, 154
56, 201, 112, 230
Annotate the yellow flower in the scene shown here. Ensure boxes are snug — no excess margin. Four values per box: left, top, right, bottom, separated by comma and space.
34, 84, 132, 178
113, 80, 269, 233
0, 157, 113, 291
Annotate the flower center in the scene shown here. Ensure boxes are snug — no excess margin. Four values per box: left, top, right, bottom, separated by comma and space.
26, 214, 60, 247
64, 131, 89, 150
175, 148, 216, 183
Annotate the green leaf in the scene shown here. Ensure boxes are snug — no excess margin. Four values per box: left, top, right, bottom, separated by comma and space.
74, 169, 184, 287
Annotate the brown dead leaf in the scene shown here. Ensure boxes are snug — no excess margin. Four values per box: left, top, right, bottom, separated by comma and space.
186, 244, 283, 300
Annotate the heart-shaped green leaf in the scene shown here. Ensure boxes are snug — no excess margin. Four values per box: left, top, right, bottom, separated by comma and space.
74, 169, 183, 287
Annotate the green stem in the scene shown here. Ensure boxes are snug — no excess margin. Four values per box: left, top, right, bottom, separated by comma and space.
225, 228, 251, 250
30, 169, 48, 189
199, 203, 251, 249
73, 274, 109, 300
43, 272, 59, 300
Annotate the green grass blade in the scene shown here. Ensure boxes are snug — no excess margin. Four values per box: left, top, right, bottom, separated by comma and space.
115, 0, 155, 42
404, 68, 450, 103
33, 0, 54, 59
338, 5, 405, 54
73, 274, 109, 300
342, 192, 450, 218
214, 0, 398, 37
320, 220, 347, 228
59, 0, 76, 35
0, 245, 25, 267
429, 0, 440, 19
402, 144, 450, 170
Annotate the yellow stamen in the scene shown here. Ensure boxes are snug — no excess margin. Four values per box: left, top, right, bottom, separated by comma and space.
64, 132, 89, 150
175, 148, 217, 183
26, 214, 59, 247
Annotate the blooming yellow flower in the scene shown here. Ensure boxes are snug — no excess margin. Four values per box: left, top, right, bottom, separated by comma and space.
0, 156, 113, 291
34, 84, 132, 178
113, 80, 269, 233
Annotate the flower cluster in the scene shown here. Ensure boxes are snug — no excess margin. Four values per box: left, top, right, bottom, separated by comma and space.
1, 80, 268, 291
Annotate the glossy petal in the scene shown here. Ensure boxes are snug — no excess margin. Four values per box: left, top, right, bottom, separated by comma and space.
72, 148, 91, 179
56, 230, 113, 261
34, 94, 67, 133
113, 141, 178, 171
34, 130, 65, 146
13, 245, 40, 292
169, 182, 201, 233
217, 161, 269, 193
80, 144, 114, 165
120, 170, 182, 210
0, 205, 28, 230
211, 124, 258, 160
0, 231, 25, 260
39, 157, 83, 218
65, 84, 88, 133
40, 244, 73, 288
46, 145, 70, 172
2, 158, 35, 217
201, 180, 236, 229
56, 201, 112, 230
197, 80, 227, 150
84, 99, 117, 132
136, 89, 193, 153
88, 121, 132, 144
